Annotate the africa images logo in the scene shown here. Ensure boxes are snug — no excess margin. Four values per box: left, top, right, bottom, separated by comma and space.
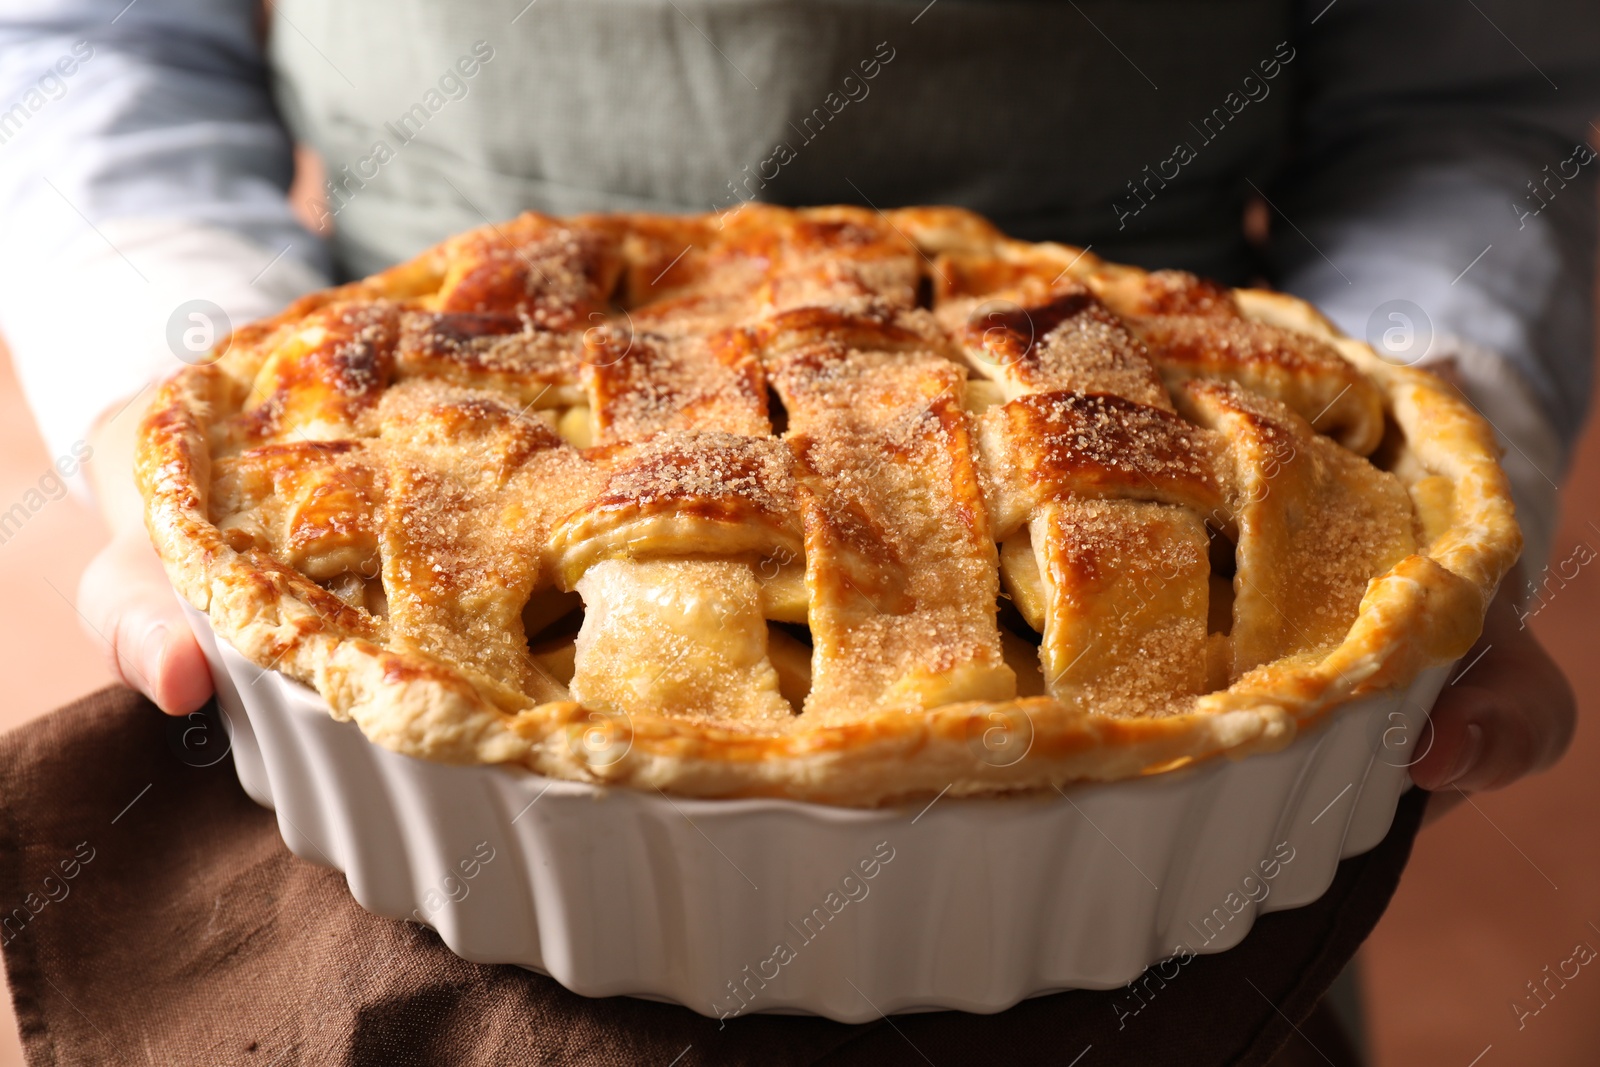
710, 841, 897, 1024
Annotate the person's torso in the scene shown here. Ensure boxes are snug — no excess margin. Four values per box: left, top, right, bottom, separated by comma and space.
267, 0, 1296, 281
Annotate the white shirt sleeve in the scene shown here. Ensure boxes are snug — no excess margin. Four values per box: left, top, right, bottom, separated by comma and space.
0, 0, 332, 489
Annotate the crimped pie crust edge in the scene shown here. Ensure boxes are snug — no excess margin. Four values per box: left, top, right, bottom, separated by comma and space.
137, 210, 1520, 806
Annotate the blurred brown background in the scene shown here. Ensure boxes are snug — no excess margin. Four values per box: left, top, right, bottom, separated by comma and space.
0, 331, 1596, 1064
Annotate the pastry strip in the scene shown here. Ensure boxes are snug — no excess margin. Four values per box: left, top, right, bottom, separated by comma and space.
774, 346, 1013, 721
1030, 499, 1210, 714
376, 386, 593, 707
568, 324, 795, 718
1181, 381, 1414, 678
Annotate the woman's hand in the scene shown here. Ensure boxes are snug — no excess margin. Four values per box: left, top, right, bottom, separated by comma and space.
76, 394, 212, 716
1412, 584, 1576, 811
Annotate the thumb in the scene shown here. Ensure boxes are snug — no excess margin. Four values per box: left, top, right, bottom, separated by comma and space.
78, 534, 213, 715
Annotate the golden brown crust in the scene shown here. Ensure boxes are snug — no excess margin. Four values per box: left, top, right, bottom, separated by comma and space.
138, 204, 1521, 806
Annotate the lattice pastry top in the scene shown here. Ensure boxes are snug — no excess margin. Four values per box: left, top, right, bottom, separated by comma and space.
138, 204, 1519, 805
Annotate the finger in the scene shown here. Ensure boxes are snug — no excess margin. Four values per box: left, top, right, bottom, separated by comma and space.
1410, 693, 1489, 792
1414, 677, 1573, 793
141, 616, 214, 715
78, 537, 214, 716
104, 581, 213, 716
1411, 631, 1575, 793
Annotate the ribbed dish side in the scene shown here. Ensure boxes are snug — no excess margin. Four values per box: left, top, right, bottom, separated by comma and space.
185, 602, 1441, 1023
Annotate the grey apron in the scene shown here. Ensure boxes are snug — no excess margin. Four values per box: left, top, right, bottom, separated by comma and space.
267, 0, 1293, 283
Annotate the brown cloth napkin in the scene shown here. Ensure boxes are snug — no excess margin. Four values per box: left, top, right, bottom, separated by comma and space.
0, 687, 1422, 1066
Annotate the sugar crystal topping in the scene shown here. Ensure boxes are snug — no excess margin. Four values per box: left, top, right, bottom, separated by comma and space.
204, 206, 1412, 726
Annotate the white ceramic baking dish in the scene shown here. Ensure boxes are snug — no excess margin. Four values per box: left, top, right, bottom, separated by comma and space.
181, 600, 1443, 1024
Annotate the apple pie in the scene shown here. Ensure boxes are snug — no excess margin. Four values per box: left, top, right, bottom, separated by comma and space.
138, 205, 1519, 805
